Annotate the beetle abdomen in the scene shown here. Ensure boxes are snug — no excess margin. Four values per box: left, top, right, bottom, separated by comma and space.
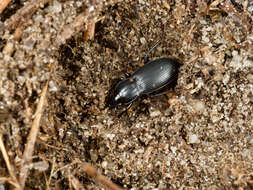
133, 58, 180, 94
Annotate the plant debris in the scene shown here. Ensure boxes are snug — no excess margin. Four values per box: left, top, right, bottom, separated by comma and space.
0, 0, 252, 189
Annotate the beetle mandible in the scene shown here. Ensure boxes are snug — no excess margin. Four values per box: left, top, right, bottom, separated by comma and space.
107, 40, 181, 109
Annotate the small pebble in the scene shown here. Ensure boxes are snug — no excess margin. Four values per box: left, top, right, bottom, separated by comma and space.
140, 37, 146, 44
102, 161, 108, 168
192, 100, 205, 113
149, 109, 161, 117
189, 134, 200, 144
24, 37, 36, 51
33, 160, 49, 171
170, 146, 177, 154
90, 149, 98, 162
209, 69, 215, 76
246, 73, 253, 83
52, 0, 62, 13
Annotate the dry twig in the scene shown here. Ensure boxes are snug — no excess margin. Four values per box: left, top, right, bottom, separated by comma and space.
0, 177, 20, 188
0, 0, 11, 14
68, 172, 85, 190
55, 0, 123, 46
3, 26, 24, 56
83, 21, 96, 41
18, 81, 49, 189
220, 0, 252, 32
45, 158, 55, 190
2, 0, 49, 56
80, 163, 123, 190
3, 0, 50, 30
0, 134, 21, 189
83, 15, 105, 41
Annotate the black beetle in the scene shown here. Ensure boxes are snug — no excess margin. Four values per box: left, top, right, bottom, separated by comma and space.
107, 41, 181, 109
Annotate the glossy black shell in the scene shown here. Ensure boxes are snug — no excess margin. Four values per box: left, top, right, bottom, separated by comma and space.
108, 58, 180, 107
132, 58, 179, 94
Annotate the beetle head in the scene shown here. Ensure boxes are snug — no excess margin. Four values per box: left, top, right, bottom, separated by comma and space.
106, 78, 137, 108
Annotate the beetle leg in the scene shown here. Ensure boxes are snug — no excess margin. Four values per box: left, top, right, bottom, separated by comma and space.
117, 110, 126, 117
126, 102, 133, 109
150, 89, 174, 97
125, 73, 131, 78
150, 75, 179, 97
143, 56, 149, 64
121, 70, 130, 78
143, 40, 162, 64
117, 102, 133, 117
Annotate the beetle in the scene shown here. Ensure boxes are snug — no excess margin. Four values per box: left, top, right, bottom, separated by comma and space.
106, 41, 181, 109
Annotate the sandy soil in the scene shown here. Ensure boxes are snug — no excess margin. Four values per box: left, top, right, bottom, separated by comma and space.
0, 0, 252, 189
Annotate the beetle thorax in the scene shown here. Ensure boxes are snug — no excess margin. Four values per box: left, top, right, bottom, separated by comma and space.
114, 78, 138, 104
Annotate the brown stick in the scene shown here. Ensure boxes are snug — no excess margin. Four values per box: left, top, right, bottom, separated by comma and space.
0, 177, 20, 188
220, 0, 252, 32
83, 16, 105, 41
0, 133, 21, 189
0, 0, 11, 14
68, 173, 85, 190
55, 0, 123, 47
83, 21, 96, 41
18, 81, 49, 189
81, 163, 123, 190
4, 0, 50, 30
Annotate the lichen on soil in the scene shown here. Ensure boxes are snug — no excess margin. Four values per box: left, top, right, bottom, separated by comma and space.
0, 0, 253, 189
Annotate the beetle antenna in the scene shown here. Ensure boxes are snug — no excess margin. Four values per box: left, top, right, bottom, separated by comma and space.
144, 40, 162, 63
147, 40, 161, 55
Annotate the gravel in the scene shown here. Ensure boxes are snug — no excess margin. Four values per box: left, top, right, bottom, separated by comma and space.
0, 0, 252, 189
